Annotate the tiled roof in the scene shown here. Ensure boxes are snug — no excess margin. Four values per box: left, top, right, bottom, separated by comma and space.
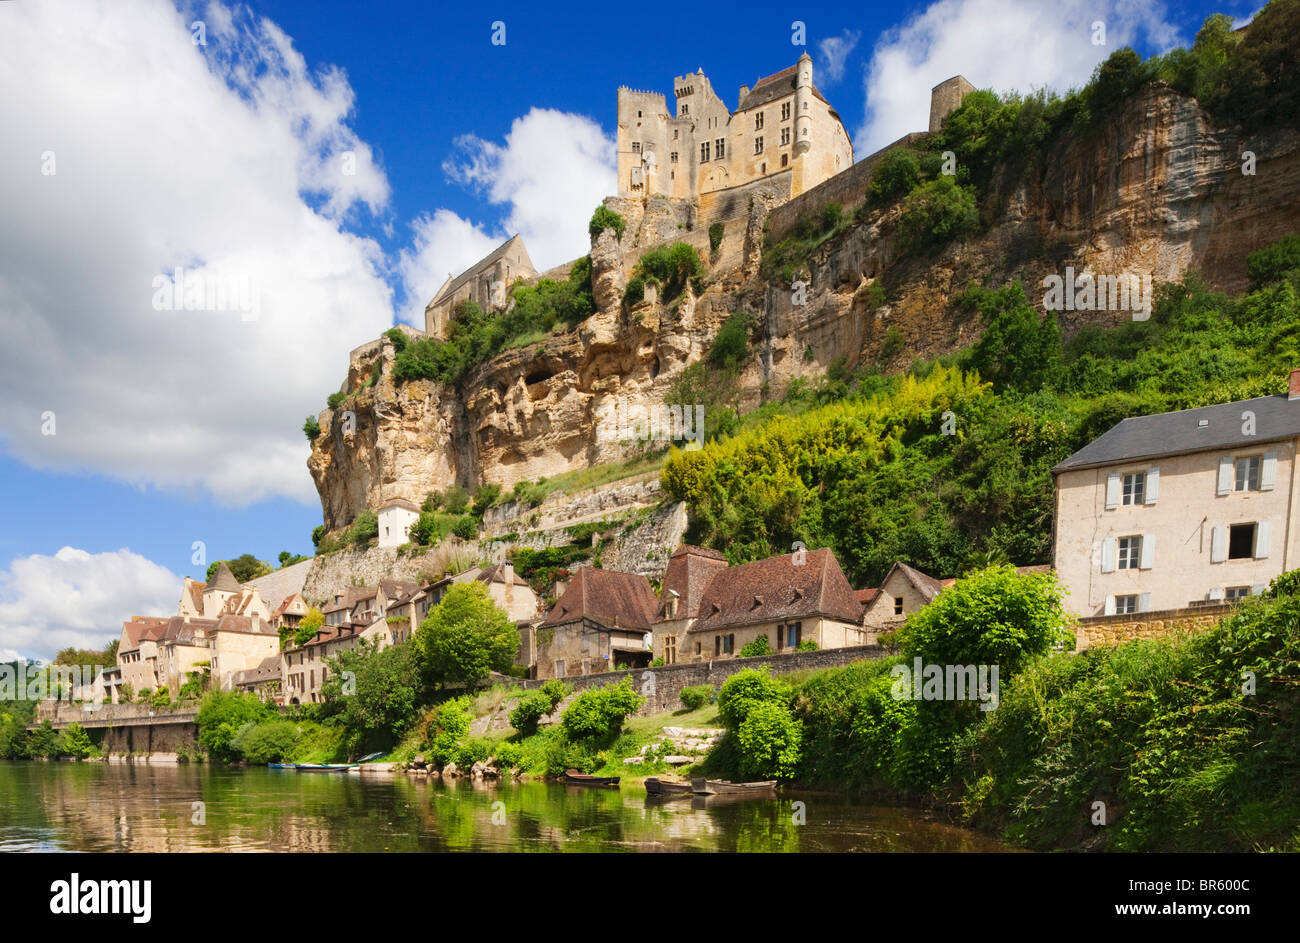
274, 592, 305, 618
655, 545, 729, 622
855, 588, 880, 607
542, 566, 658, 631
186, 581, 206, 612
1052, 393, 1300, 472
380, 497, 420, 512
213, 614, 276, 636
119, 617, 169, 654
881, 562, 947, 603
208, 562, 240, 593
161, 616, 216, 645
691, 548, 862, 633
476, 564, 530, 587
738, 58, 830, 112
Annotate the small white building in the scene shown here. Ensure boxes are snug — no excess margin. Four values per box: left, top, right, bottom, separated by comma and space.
377, 498, 421, 548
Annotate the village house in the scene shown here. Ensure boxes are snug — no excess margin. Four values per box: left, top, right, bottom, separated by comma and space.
231, 655, 283, 703
686, 547, 867, 659
650, 544, 730, 665
378, 498, 421, 548
1052, 375, 1300, 617
530, 566, 658, 679
860, 562, 952, 630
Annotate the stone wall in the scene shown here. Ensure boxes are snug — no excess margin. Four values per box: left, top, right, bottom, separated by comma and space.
1074, 604, 1237, 651
766, 132, 928, 244
301, 544, 468, 607
505, 643, 887, 716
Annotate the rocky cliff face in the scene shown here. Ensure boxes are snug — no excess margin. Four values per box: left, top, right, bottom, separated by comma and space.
309, 85, 1300, 532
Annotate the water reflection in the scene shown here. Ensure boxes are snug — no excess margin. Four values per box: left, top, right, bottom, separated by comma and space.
0, 762, 1014, 853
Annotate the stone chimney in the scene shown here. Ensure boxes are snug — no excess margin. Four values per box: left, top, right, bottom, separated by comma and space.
251, 611, 261, 633
738, 84, 749, 107
1289, 368, 1300, 400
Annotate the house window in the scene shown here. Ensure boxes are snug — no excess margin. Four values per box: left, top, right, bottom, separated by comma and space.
779, 622, 802, 649
714, 636, 721, 656
700, 142, 710, 162
1115, 594, 1138, 614
781, 102, 791, 120
1228, 523, 1256, 559
723, 634, 735, 654
893, 597, 904, 616
695, 642, 702, 655
755, 112, 764, 130
1236, 456, 1260, 491
1118, 536, 1142, 570
781, 154, 788, 167
1225, 586, 1252, 600
664, 635, 677, 665
631, 142, 640, 154
680, 104, 689, 116
1122, 472, 1145, 505
754, 136, 764, 155
780, 127, 790, 146
715, 138, 725, 159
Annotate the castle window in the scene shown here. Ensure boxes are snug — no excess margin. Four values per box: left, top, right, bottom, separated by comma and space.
714, 138, 725, 159
754, 136, 764, 155
680, 103, 689, 116
670, 152, 678, 163
781, 153, 788, 167
700, 141, 710, 162
631, 141, 640, 153
781, 127, 790, 146
673, 129, 678, 140
755, 112, 764, 130
781, 102, 791, 121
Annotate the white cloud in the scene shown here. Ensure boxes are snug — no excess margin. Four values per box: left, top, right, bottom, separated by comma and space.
0, 0, 394, 506
855, 0, 1182, 155
0, 547, 180, 661
818, 29, 862, 85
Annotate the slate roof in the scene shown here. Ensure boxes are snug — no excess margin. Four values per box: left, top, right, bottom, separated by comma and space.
542, 566, 658, 632
655, 545, 729, 622
243, 558, 312, 612
232, 656, 282, 686
691, 548, 863, 633
738, 57, 832, 112
1052, 394, 1300, 473
214, 614, 276, 636
208, 562, 241, 593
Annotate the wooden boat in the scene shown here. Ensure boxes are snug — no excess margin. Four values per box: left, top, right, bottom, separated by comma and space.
296, 763, 358, 773
644, 776, 693, 795
691, 778, 777, 796
267, 763, 297, 769
564, 769, 620, 787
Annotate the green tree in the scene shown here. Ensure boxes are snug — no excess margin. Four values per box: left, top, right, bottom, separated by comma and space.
59, 722, 96, 759
964, 282, 1063, 392
560, 678, 644, 743
322, 641, 420, 753
415, 581, 519, 689
452, 516, 478, 540
231, 720, 300, 764
303, 415, 321, 440
588, 205, 626, 241
897, 176, 978, 251
206, 554, 272, 583
196, 691, 274, 763
870, 147, 921, 203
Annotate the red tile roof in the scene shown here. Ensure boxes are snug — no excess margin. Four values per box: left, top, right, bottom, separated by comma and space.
656, 545, 729, 622
691, 548, 862, 633
542, 566, 658, 631
119, 617, 169, 654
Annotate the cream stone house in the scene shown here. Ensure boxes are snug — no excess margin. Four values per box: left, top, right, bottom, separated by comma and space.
423, 234, 537, 339
1052, 378, 1300, 617
617, 53, 853, 202
686, 548, 867, 659
531, 566, 658, 679
378, 498, 421, 548
860, 562, 951, 630
650, 544, 730, 665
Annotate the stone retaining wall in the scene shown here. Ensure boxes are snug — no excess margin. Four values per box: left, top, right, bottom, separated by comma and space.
1074, 604, 1237, 651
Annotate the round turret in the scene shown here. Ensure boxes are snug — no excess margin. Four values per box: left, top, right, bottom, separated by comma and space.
793, 52, 813, 157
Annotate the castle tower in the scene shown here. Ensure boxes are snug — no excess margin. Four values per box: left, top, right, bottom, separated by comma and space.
793, 52, 813, 157
929, 75, 975, 133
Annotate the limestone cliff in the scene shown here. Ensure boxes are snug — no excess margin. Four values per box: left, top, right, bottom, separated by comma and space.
309, 85, 1300, 532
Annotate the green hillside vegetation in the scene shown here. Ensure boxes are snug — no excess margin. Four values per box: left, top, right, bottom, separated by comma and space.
663, 236, 1300, 587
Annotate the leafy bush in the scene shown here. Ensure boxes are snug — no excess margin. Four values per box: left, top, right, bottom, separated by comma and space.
442, 485, 470, 515
869, 147, 921, 203
679, 684, 714, 711
509, 691, 554, 734
349, 509, 378, 546
897, 176, 978, 251
734, 700, 802, 780
879, 326, 904, 360
629, 242, 704, 306
327, 392, 347, 409
321, 641, 421, 755
708, 222, 724, 253
739, 635, 771, 657
717, 668, 790, 729
196, 691, 275, 763
302, 416, 321, 440
471, 483, 502, 517
233, 720, 300, 764
1247, 234, 1300, 290
589, 205, 626, 241
539, 679, 570, 711
708, 311, 756, 372
560, 678, 644, 743
796, 639, 818, 652
452, 516, 478, 540
59, 722, 96, 759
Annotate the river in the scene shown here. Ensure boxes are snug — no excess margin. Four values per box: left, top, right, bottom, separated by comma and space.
0, 761, 1015, 852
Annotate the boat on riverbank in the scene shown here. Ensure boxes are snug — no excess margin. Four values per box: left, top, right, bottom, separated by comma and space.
296, 764, 358, 773
564, 769, 620, 787
691, 779, 777, 796
645, 776, 692, 795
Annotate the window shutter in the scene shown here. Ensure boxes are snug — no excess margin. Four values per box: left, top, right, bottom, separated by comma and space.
1104, 595, 1116, 616
1254, 520, 1272, 559
1138, 593, 1151, 613
1105, 472, 1120, 510
1211, 525, 1227, 563
1101, 538, 1116, 573
1217, 457, 1233, 495
1208, 587, 1224, 601
1145, 466, 1159, 504
1140, 534, 1155, 569
1261, 450, 1278, 491
1251, 583, 1267, 597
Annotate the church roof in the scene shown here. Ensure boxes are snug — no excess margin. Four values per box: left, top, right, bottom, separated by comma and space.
427, 234, 535, 309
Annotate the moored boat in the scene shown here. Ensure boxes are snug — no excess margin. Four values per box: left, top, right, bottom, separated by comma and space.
644, 776, 692, 795
691, 778, 777, 795
564, 769, 620, 787
296, 763, 358, 773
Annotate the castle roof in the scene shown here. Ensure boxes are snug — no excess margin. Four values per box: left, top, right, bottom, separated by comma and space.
208, 562, 240, 593
427, 234, 535, 310
738, 63, 830, 112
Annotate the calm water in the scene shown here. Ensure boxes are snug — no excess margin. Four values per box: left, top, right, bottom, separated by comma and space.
0, 761, 1014, 852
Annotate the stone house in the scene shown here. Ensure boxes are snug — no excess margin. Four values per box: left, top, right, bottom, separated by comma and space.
117, 617, 169, 695
423, 234, 537, 339
530, 566, 659, 679
208, 614, 281, 692
650, 544, 730, 665
617, 53, 853, 202
686, 548, 867, 659
273, 592, 309, 632
378, 498, 421, 548
281, 623, 386, 705
231, 656, 283, 703
860, 562, 950, 630
1053, 376, 1300, 617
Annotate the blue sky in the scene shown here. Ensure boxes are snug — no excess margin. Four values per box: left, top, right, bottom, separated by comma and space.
0, 0, 1251, 659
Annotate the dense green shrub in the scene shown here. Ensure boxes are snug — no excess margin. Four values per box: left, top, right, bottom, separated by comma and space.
233, 720, 300, 764
869, 147, 921, 203
589, 205, 626, 241
471, 483, 502, 517
59, 722, 96, 759
327, 392, 347, 409
196, 691, 275, 763
628, 242, 703, 306
1247, 234, 1300, 290
560, 678, 644, 743
452, 516, 477, 540
734, 700, 802, 780
679, 684, 714, 711
509, 691, 554, 734
539, 679, 570, 711
348, 509, 378, 546
708, 311, 756, 372
302, 416, 321, 440
897, 176, 978, 251
321, 641, 421, 754
738, 635, 771, 657
442, 485, 470, 515
708, 222, 724, 253
717, 668, 790, 729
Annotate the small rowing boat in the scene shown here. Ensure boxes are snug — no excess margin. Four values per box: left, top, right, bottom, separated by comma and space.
691, 778, 777, 795
564, 769, 620, 787
644, 776, 692, 795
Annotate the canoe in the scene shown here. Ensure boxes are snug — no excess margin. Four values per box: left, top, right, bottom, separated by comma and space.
644, 776, 693, 795
297, 764, 358, 773
267, 763, 297, 769
564, 769, 620, 787
691, 778, 777, 795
